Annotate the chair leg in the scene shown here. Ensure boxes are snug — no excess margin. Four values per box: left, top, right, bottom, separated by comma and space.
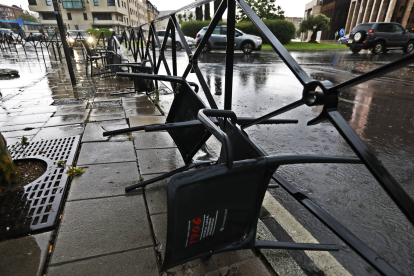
251, 241, 339, 251
125, 161, 213, 192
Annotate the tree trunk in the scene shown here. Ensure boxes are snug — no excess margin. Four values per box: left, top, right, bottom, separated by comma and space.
0, 133, 20, 187
204, 3, 211, 21
309, 29, 319, 43
196, 6, 203, 21
214, 0, 222, 21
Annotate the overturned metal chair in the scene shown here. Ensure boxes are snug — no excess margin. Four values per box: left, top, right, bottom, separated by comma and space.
103, 73, 299, 191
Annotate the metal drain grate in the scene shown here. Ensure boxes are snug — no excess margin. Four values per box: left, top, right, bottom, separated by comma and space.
89, 100, 122, 108
8, 136, 79, 166
52, 99, 87, 105
1, 136, 80, 239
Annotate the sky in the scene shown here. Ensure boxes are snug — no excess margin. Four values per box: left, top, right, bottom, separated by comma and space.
0, 0, 309, 18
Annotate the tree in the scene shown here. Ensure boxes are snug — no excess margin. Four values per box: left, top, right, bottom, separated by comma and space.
177, 14, 183, 24
0, 133, 20, 188
236, 0, 285, 21
214, 0, 222, 21
195, 6, 203, 21
183, 13, 187, 22
299, 14, 330, 43
188, 12, 194, 21
17, 13, 38, 22
204, 3, 211, 21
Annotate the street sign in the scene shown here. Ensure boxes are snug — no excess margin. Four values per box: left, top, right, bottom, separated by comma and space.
340, 28, 345, 36
335, 31, 338, 36
17, 18, 24, 28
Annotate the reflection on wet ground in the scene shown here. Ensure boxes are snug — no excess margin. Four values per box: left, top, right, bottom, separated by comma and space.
1, 45, 413, 275
157, 50, 414, 275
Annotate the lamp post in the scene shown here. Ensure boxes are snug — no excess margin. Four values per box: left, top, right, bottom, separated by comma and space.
52, 0, 76, 86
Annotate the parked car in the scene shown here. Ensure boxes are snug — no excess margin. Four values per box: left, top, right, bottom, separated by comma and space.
195, 26, 262, 54
67, 30, 93, 47
25, 33, 48, 42
338, 34, 349, 45
0, 28, 14, 39
147, 30, 195, 51
347, 22, 414, 54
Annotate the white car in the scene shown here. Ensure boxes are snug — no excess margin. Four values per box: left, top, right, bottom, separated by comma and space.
147, 31, 195, 51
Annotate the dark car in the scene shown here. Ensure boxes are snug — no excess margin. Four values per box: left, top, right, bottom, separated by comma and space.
25, 33, 48, 42
347, 22, 414, 54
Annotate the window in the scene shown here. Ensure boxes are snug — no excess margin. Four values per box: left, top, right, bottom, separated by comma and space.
92, 12, 112, 20
83, 13, 87, 20
28, 0, 37, 5
67, 13, 72, 20
107, 0, 115, 6
75, 25, 79, 30
118, 0, 120, 7
221, 27, 227, 35
41, 13, 55, 20
94, 0, 99, 6
46, 0, 51, 5
377, 24, 393, 32
393, 24, 405, 34
212, 27, 221, 34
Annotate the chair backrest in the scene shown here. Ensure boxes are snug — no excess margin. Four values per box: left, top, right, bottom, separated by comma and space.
162, 156, 273, 270
166, 83, 209, 160
131, 66, 155, 92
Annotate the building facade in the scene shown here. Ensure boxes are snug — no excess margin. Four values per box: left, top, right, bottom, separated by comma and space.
28, 0, 158, 34
0, 4, 25, 21
345, 0, 414, 34
320, 0, 351, 39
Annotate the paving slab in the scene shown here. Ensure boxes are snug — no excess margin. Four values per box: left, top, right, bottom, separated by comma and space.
218, 257, 276, 276
0, 122, 45, 132
32, 124, 84, 141
54, 105, 89, 116
136, 148, 185, 175
68, 162, 140, 201
1, 128, 40, 138
89, 107, 125, 121
43, 114, 88, 127
47, 247, 158, 276
0, 231, 52, 276
121, 95, 150, 102
50, 195, 153, 264
77, 141, 136, 165
82, 119, 129, 142
89, 113, 126, 122
5, 135, 33, 145
125, 106, 162, 117
143, 174, 168, 215
133, 132, 175, 149
129, 116, 165, 130
19, 106, 58, 115
123, 101, 155, 109
4, 113, 53, 126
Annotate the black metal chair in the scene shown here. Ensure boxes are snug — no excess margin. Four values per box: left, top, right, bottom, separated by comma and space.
82, 41, 106, 77
161, 109, 362, 270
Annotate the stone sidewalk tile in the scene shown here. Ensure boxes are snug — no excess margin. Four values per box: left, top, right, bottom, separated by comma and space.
217, 257, 277, 276
82, 119, 128, 143
123, 101, 155, 109
89, 106, 125, 122
0, 122, 45, 132
50, 195, 153, 264
1, 128, 40, 138
77, 141, 136, 165
124, 106, 162, 117
121, 95, 150, 102
0, 113, 16, 122
136, 148, 185, 175
0, 231, 53, 276
256, 220, 306, 276
129, 115, 165, 128
151, 213, 258, 275
4, 113, 53, 126
47, 247, 159, 276
44, 114, 88, 127
32, 124, 84, 141
5, 135, 34, 145
54, 105, 88, 116
89, 114, 126, 122
133, 132, 175, 149
142, 174, 168, 215
68, 162, 140, 201
18, 106, 58, 115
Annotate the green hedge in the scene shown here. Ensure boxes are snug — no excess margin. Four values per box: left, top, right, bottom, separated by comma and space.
86, 28, 112, 38
181, 19, 296, 45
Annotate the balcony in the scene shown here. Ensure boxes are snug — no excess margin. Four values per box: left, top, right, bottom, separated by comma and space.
62, 0, 85, 9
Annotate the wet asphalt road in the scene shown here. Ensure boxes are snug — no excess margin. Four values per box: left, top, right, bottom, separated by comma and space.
157, 49, 414, 275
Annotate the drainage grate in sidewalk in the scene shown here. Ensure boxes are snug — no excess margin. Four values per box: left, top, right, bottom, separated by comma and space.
0, 136, 81, 239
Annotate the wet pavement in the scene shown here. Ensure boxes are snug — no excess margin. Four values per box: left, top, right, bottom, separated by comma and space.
1, 44, 413, 275
154, 49, 414, 275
